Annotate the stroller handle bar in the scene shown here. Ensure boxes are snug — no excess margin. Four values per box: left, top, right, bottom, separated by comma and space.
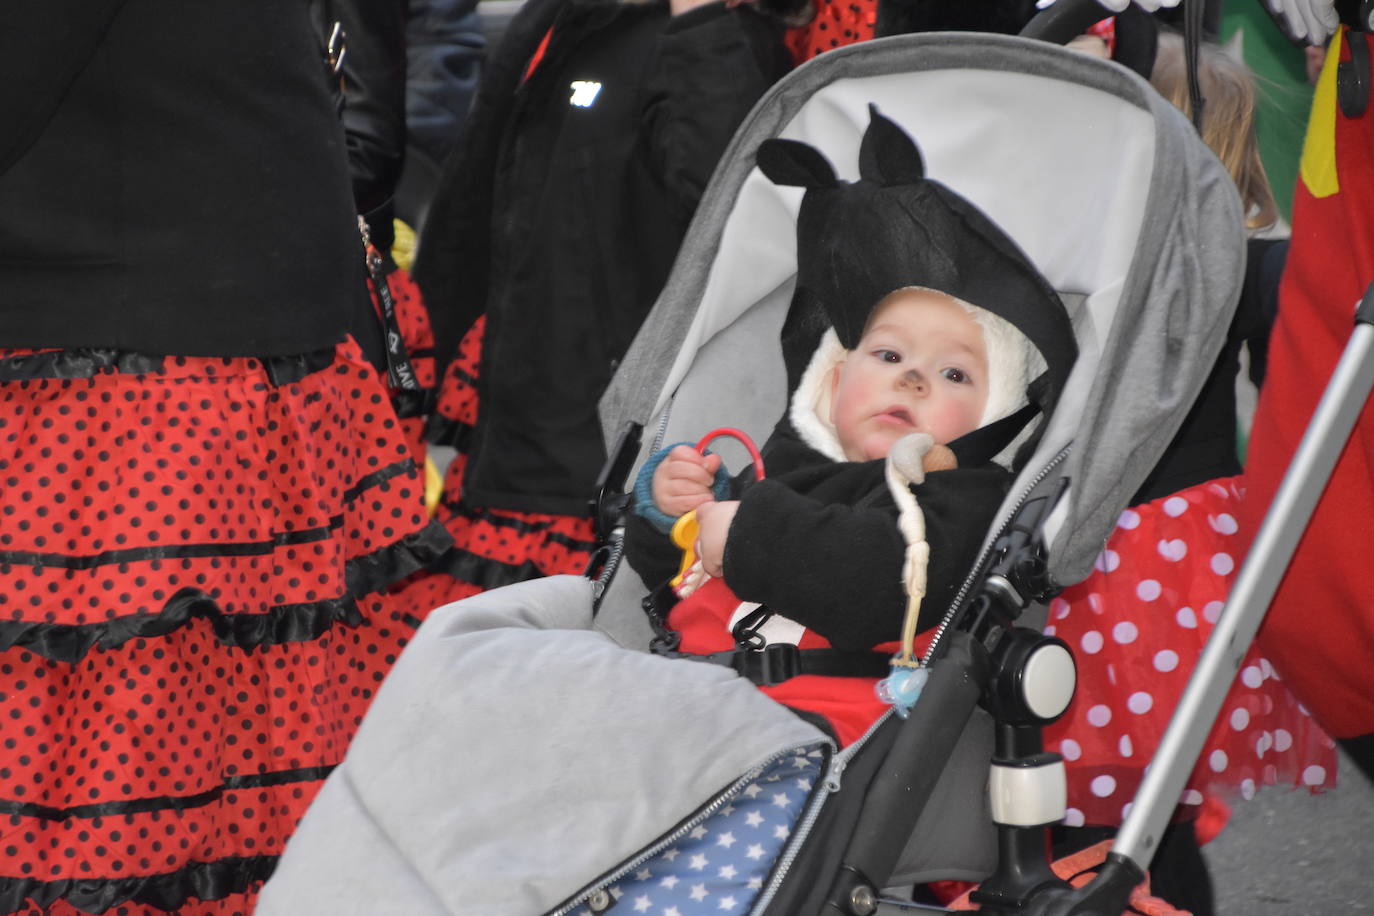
1019, 0, 1118, 46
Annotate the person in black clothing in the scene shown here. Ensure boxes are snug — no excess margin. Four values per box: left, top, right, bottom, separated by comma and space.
409, 0, 803, 610
0, 2, 449, 912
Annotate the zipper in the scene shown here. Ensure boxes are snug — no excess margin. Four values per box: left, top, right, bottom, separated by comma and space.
920, 446, 1071, 666
546, 741, 832, 916
747, 712, 890, 916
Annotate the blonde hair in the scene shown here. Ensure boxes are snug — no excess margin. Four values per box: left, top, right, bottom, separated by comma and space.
1150, 31, 1279, 232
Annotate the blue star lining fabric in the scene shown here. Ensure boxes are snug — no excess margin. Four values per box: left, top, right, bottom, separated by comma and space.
574, 749, 825, 915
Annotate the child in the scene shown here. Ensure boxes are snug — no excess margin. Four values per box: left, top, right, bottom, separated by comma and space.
626, 109, 1078, 745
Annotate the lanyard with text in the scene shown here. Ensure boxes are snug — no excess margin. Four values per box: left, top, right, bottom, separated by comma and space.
358, 216, 420, 392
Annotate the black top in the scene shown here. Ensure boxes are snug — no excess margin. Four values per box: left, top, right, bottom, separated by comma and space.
0, 0, 368, 357
415, 0, 793, 516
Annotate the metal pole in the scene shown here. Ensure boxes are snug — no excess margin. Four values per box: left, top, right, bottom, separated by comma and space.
1114, 292, 1374, 868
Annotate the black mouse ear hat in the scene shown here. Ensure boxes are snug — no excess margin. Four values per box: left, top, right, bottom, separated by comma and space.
757, 105, 1077, 429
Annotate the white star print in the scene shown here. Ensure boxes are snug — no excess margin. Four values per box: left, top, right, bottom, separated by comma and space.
663, 849, 680, 861
718, 865, 738, 880
773, 824, 790, 840
720, 804, 736, 816
633, 895, 652, 913
793, 756, 809, 767
715, 831, 736, 849
744, 811, 764, 828
636, 869, 652, 881
663, 907, 681, 916
718, 895, 739, 910
747, 876, 764, 890
770, 792, 789, 808
745, 843, 765, 860
795, 777, 812, 791
689, 884, 708, 902
689, 853, 709, 871
742, 784, 762, 798
659, 876, 679, 889
690, 825, 709, 840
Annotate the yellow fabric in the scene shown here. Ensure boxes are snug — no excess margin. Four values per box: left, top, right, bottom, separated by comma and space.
392, 219, 418, 273
1299, 28, 1343, 200
423, 455, 444, 517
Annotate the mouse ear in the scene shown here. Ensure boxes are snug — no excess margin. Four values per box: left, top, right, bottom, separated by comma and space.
858, 104, 925, 186
756, 138, 839, 189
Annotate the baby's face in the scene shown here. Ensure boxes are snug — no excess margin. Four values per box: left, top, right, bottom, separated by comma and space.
829, 290, 989, 462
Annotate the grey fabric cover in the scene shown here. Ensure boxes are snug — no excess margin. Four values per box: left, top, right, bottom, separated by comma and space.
599, 32, 1244, 608
258, 575, 828, 916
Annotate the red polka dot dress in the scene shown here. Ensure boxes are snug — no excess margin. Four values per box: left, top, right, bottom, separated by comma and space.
0, 340, 452, 914
785, 0, 876, 63
411, 316, 598, 613
1042, 477, 1337, 828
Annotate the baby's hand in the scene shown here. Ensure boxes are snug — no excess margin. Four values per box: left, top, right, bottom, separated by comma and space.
653, 446, 723, 518
695, 499, 739, 579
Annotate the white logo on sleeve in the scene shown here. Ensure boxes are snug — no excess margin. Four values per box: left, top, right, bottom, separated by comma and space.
569, 80, 603, 108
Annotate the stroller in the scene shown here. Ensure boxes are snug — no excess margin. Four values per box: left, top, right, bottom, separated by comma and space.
259, 23, 1245, 916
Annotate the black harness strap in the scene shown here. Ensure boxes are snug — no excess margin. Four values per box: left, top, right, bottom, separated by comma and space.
643, 583, 891, 687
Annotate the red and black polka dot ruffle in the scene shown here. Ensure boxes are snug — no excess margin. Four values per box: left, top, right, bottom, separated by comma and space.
0, 341, 451, 914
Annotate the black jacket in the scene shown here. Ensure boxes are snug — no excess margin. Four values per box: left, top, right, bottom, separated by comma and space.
0, 0, 370, 357
415, 0, 793, 516
626, 425, 1011, 651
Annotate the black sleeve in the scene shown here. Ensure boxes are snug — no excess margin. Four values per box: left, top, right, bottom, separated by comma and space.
640, 3, 790, 222
624, 506, 687, 590
1, 0, 128, 175
722, 469, 1008, 651
335, 0, 409, 216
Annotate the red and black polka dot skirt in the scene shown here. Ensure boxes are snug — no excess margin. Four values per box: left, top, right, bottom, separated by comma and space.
410, 316, 598, 614
0, 340, 451, 914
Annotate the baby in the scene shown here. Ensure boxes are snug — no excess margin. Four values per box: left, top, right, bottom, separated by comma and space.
624, 109, 1076, 746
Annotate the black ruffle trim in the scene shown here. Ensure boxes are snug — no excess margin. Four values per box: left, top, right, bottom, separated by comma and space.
345, 519, 453, 596
424, 412, 474, 451
0, 521, 452, 664
0, 348, 162, 381
1, 854, 278, 915
430, 544, 548, 593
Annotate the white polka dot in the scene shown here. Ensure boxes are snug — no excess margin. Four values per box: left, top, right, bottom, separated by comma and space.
1157, 538, 1188, 562
1060, 738, 1082, 761
1230, 708, 1250, 731
1121, 802, 1134, 819
1163, 496, 1189, 517
1209, 750, 1229, 772
1303, 765, 1327, 786
1087, 592, 1105, 615
1241, 778, 1256, 800
1181, 789, 1204, 805
1087, 705, 1113, 727
1136, 579, 1162, 601
1091, 775, 1117, 798
1112, 622, 1138, 644
1262, 696, 1275, 715
1043, 625, 1056, 636
1241, 666, 1263, 689
1095, 549, 1121, 573
1274, 729, 1293, 752
1210, 553, 1235, 576
1118, 735, 1134, 758
1209, 512, 1239, 535
1127, 692, 1154, 714
1204, 601, 1224, 624
1154, 649, 1180, 672
1080, 631, 1104, 655
1117, 509, 1141, 530
1052, 598, 1071, 620
1255, 732, 1273, 758
1175, 606, 1198, 629
1063, 807, 1085, 827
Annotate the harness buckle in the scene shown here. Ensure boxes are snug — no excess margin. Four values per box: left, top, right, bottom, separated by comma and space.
735, 643, 802, 687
